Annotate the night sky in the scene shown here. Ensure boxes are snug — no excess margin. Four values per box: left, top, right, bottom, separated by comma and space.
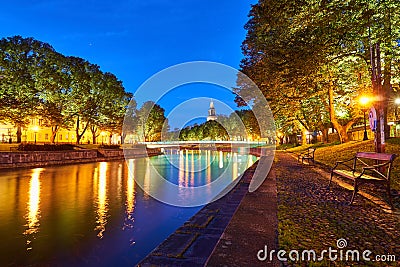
1, 0, 256, 128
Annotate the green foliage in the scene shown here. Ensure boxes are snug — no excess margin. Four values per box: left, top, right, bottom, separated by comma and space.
237, 0, 400, 142
385, 137, 400, 145
0, 36, 135, 144
135, 101, 168, 142
176, 109, 262, 141
179, 120, 229, 141
0, 36, 54, 131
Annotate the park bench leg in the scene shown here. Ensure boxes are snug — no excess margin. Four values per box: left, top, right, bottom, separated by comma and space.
328, 172, 333, 189
349, 179, 359, 205
386, 181, 393, 207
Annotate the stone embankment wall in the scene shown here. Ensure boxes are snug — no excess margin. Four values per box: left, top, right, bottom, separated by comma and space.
0, 148, 161, 169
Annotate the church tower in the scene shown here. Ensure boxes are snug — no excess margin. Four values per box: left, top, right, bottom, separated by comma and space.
207, 100, 217, 121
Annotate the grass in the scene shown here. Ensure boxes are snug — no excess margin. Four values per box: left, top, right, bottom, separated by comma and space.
286, 139, 400, 191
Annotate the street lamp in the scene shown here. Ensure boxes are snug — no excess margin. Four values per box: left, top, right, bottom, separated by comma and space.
359, 96, 371, 141
32, 126, 39, 144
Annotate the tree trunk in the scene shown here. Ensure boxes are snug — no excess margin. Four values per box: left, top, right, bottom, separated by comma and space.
16, 125, 22, 143
90, 125, 99, 144
75, 116, 89, 145
50, 125, 59, 143
328, 80, 355, 143
322, 128, 329, 143
297, 123, 307, 145
121, 132, 125, 144
382, 7, 392, 140
370, 43, 385, 152
289, 133, 298, 145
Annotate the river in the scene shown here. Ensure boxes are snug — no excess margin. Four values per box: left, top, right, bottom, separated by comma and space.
0, 149, 256, 266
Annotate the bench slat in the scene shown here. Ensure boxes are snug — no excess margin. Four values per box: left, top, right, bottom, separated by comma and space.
356, 152, 395, 161
332, 169, 387, 181
330, 152, 396, 207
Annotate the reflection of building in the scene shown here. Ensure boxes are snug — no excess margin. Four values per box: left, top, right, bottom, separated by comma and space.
0, 118, 121, 144
207, 100, 217, 121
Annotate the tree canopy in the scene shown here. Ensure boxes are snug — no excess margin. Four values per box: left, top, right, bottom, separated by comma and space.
237, 0, 400, 144
0, 36, 133, 144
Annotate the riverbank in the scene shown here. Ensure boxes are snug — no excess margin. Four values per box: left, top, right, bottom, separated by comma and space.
0, 148, 161, 170
138, 151, 400, 266
138, 158, 276, 266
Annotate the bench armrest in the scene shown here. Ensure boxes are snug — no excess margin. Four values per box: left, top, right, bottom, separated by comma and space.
332, 157, 355, 171
298, 150, 309, 156
335, 157, 355, 164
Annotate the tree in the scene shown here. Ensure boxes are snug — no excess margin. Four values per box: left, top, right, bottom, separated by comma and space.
237, 0, 400, 145
0, 36, 133, 145
136, 101, 168, 142
87, 72, 132, 144
0, 36, 56, 142
36, 51, 75, 143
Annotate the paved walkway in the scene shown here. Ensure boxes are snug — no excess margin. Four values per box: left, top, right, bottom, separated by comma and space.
139, 152, 400, 266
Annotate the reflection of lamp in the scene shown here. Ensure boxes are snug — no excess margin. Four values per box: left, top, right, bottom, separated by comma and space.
359, 96, 371, 141
32, 126, 39, 144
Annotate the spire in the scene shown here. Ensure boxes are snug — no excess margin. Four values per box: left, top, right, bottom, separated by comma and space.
210, 100, 214, 109
207, 99, 217, 121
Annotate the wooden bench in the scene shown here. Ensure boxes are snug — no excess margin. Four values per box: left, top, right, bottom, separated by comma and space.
329, 152, 397, 206
297, 148, 316, 164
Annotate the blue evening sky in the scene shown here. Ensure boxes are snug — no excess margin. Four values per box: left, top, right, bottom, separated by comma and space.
1, 0, 256, 128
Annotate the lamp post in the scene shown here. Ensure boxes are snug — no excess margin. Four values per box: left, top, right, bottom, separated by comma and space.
359, 96, 371, 141
394, 98, 400, 137
32, 126, 39, 144
395, 98, 400, 121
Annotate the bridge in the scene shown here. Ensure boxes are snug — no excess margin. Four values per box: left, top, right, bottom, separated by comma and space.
139, 140, 266, 149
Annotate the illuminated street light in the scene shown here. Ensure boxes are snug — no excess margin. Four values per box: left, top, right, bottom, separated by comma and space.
32, 126, 39, 144
394, 99, 400, 137
359, 96, 371, 141
395, 98, 400, 121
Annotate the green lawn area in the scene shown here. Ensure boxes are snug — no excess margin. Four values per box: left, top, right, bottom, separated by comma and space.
284, 138, 400, 192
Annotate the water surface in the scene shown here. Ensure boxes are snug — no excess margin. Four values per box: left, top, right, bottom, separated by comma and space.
0, 150, 256, 266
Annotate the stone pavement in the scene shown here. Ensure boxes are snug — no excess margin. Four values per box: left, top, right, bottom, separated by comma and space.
138, 152, 400, 266
275, 152, 399, 266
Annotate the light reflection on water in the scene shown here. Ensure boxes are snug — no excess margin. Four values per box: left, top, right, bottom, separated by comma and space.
0, 150, 256, 266
95, 162, 108, 239
24, 168, 44, 249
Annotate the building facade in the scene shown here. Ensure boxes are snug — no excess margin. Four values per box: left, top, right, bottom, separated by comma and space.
0, 118, 121, 144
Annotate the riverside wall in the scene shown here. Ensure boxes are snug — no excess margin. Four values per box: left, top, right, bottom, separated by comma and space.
0, 148, 161, 169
